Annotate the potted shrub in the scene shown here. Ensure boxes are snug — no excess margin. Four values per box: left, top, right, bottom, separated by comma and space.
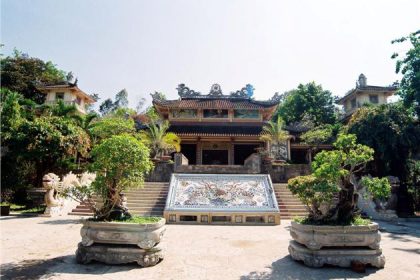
64, 134, 165, 266
287, 133, 389, 268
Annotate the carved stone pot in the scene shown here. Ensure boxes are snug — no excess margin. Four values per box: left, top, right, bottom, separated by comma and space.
80, 218, 166, 249
77, 218, 166, 266
289, 221, 385, 268
290, 221, 381, 250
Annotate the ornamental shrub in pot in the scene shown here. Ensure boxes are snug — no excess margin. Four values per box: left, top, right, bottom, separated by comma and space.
287, 133, 390, 268
64, 134, 165, 266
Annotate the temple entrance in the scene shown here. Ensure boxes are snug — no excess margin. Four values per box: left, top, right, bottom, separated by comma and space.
180, 144, 197, 164
234, 144, 260, 165
202, 150, 228, 165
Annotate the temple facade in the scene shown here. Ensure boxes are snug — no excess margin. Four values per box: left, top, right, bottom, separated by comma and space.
153, 84, 285, 166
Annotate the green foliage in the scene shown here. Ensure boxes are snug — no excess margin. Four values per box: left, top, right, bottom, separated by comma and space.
391, 30, 420, 116
406, 160, 420, 211
361, 177, 391, 200
89, 116, 135, 143
98, 89, 130, 116
1, 89, 25, 143
288, 175, 339, 212
288, 133, 376, 224
260, 118, 289, 144
347, 104, 420, 177
89, 134, 153, 219
139, 121, 181, 158
0, 50, 67, 103
118, 216, 162, 224
300, 124, 342, 147
293, 215, 370, 226
276, 82, 337, 126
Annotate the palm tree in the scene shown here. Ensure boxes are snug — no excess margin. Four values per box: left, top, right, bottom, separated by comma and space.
139, 120, 181, 159
260, 118, 289, 143
260, 118, 289, 161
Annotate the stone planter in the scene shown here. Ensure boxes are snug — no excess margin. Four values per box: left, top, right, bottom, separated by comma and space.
290, 221, 381, 250
289, 221, 385, 268
80, 218, 166, 249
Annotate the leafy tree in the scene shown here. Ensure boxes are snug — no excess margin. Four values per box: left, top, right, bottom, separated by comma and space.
347, 104, 420, 178
89, 116, 136, 143
300, 124, 342, 148
88, 134, 153, 220
99, 98, 115, 116
391, 30, 420, 116
139, 121, 181, 158
4, 116, 91, 188
288, 134, 389, 224
115, 89, 129, 108
276, 82, 337, 126
1, 89, 25, 143
1, 49, 67, 103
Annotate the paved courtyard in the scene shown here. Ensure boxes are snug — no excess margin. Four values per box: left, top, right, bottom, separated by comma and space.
0, 215, 419, 280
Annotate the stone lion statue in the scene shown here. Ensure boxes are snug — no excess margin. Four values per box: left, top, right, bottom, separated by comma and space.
42, 172, 96, 216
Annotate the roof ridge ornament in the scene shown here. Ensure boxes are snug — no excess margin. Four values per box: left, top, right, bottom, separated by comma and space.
177, 84, 201, 98
209, 84, 223, 96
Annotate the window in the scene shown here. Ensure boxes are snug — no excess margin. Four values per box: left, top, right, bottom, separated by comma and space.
234, 109, 260, 119
203, 109, 228, 118
171, 109, 197, 118
56, 92, 64, 100
369, 95, 379, 104
351, 98, 356, 109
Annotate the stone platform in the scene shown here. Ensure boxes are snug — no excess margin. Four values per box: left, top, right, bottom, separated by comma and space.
75, 242, 163, 267
288, 240, 385, 268
164, 174, 280, 225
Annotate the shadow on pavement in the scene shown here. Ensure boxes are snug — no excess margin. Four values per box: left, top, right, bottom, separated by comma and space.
38, 219, 83, 225
240, 255, 379, 280
1, 255, 142, 280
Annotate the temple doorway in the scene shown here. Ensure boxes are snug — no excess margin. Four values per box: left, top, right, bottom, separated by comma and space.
234, 144, 260, 165
202, 150, 228, 165
180, 144, 197, 164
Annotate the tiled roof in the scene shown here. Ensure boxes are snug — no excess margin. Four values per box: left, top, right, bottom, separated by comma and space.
337, 85, 397, 104
37, 82, 96, 103
154, 99, 278, 109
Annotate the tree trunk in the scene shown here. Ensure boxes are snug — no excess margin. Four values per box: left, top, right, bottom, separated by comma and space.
336, 177, 358, 224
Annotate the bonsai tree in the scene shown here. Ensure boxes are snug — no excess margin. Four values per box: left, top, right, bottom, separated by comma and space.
65, 134, 153, 221
288, 133, 391, 224
260, 118, 290, 161
139, 120, 181, 159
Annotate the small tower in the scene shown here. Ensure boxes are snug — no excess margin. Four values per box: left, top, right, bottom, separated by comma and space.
358, 73, 367, 87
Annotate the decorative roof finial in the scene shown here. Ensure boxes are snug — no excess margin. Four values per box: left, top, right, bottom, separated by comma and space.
358, 73, 367, 88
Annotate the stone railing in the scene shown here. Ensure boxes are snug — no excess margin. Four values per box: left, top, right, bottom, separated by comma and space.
174, 153, 261, 174
263, 163, 311, 183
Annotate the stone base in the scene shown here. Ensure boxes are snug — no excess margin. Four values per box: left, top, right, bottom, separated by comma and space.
288, 241, 385, 268
75, 242, 163, 267
42, 206, 63, 217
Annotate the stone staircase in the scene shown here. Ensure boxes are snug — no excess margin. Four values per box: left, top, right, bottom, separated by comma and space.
273, 183, 308, 219
124, 182, 169, 217
69, 182, 169, 217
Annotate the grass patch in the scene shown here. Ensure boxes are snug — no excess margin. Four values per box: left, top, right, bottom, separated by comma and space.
293, 215, 371, 226
89, 215, 162, 224
11, 204, 46, 214
120, 216, 162, 224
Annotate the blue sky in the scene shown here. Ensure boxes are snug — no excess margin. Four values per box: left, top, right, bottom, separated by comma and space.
1, 0, 419, 109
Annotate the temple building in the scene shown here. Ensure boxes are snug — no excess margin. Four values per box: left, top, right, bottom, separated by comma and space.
337, 74, 398, 120
37, 80, 96, 114
153, 84, 286, 166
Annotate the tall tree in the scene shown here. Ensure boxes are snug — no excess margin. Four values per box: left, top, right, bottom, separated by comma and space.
391, 30, 420, 116
0, 49, 68, 103
276, 82, 337, 126
347, 103, 420, 178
